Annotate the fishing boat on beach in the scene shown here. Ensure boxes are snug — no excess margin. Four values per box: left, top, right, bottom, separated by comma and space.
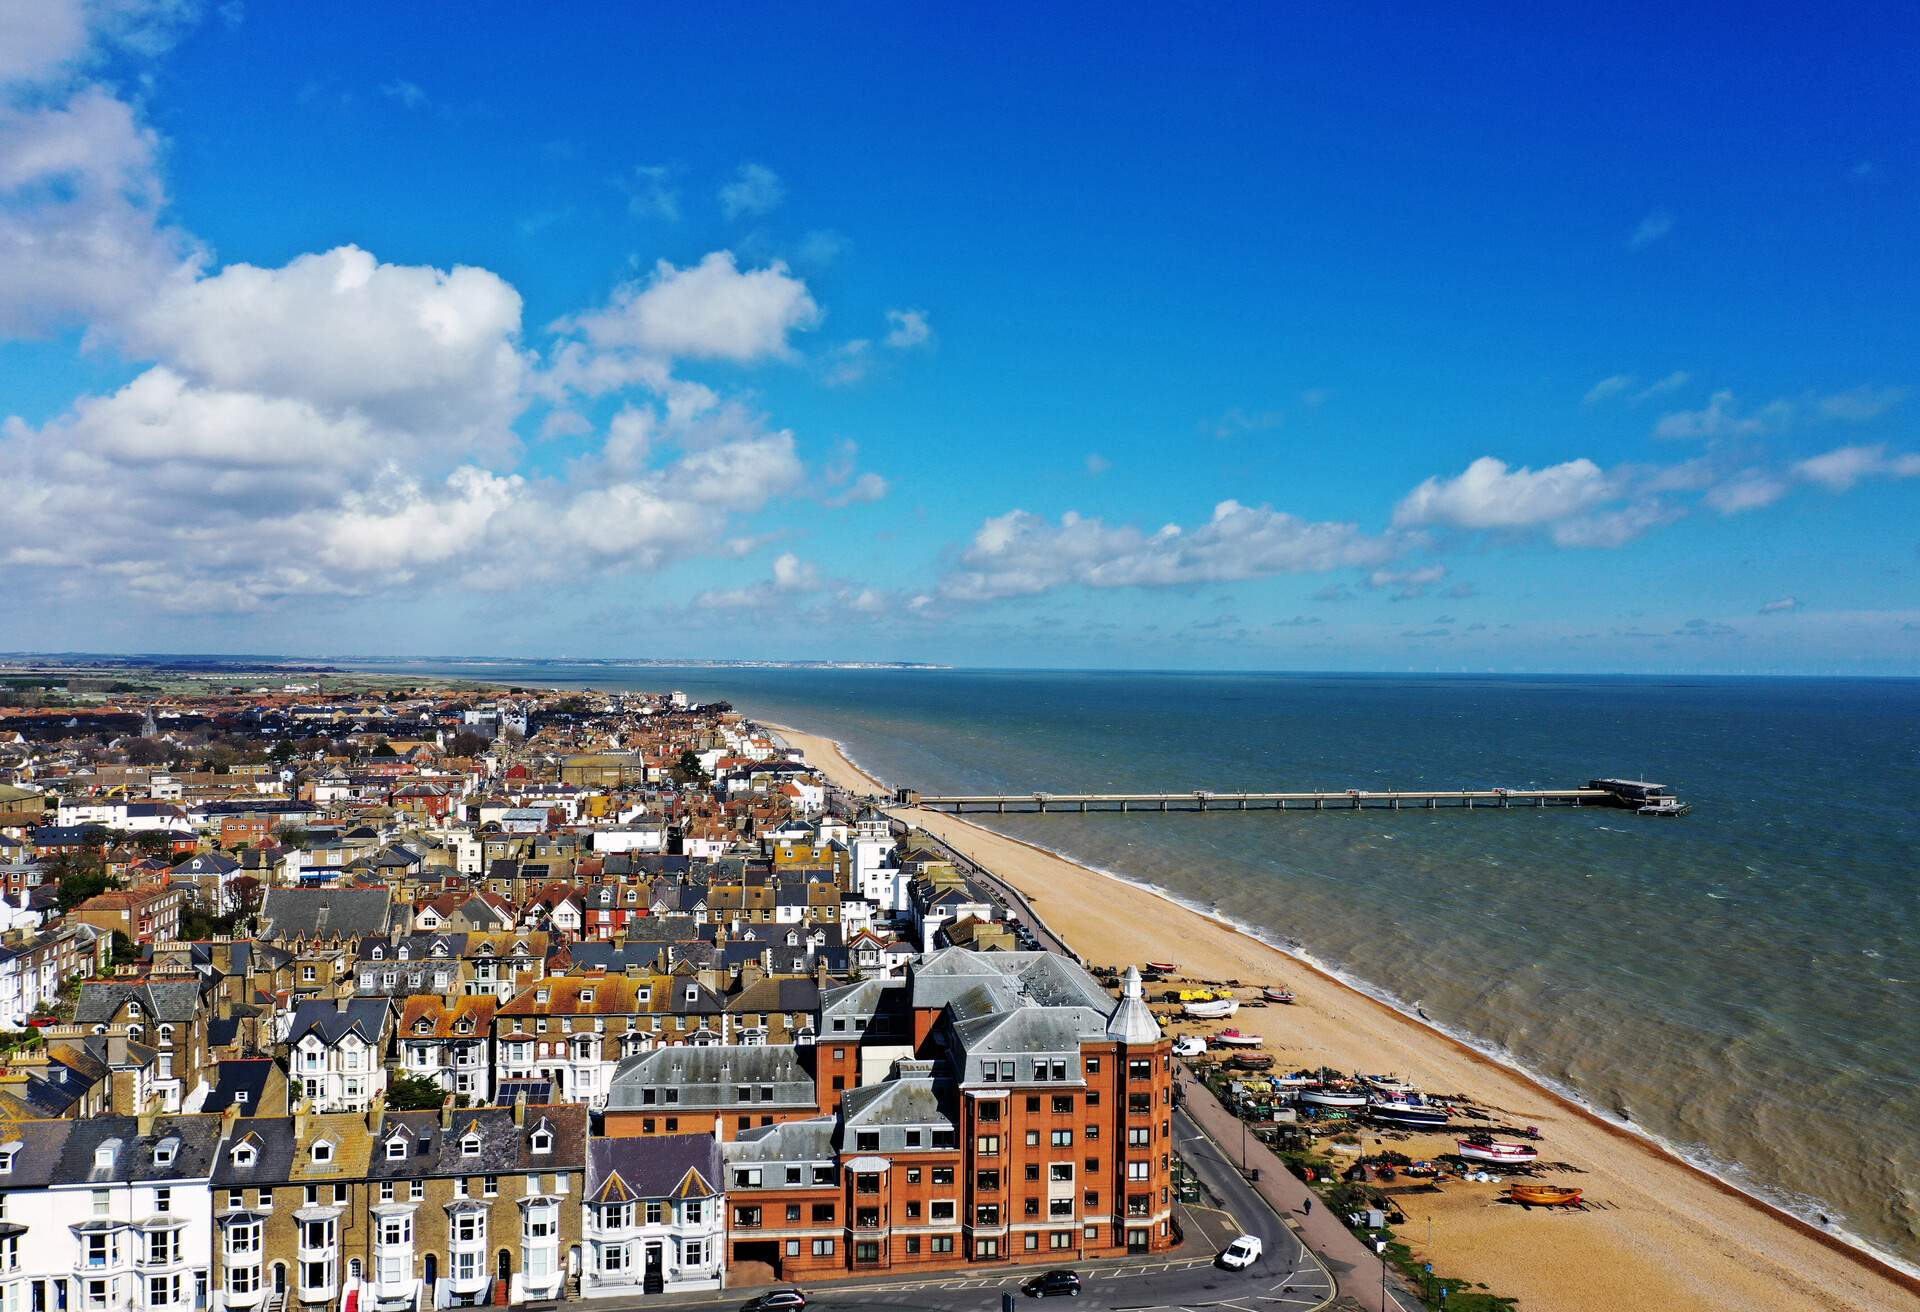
1262, 986, 1296, 1003
1212, 1028, 1262, 1048
1366, 1092, 1450, 1129
1296, 1080, 1368, 1108
1458, 1136, 1539, 1165
1507, 1183, 1582, 1207
1226, 1053, 1274, 1072
1145, 961, 1178, 973
1183, 998, 1239, 1019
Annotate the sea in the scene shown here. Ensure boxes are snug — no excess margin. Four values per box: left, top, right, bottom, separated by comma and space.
352, 663, 1920, 1271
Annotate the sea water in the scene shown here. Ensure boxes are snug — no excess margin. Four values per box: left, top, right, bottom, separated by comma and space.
360, 663, 1920, 1270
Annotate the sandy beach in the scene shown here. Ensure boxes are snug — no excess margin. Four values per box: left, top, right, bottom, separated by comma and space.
769, 721, 1920, 1312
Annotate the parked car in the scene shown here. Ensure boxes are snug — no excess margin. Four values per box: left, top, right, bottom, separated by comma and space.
1218, 1235, 1263, 1269
740, 1290, 808, 1311
1021, 1269, 1084, 1297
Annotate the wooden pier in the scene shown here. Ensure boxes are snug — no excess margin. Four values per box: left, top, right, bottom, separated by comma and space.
892, 778, 1684, 815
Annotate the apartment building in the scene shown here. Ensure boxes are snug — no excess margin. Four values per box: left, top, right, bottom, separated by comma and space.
286, 999, 392, 1112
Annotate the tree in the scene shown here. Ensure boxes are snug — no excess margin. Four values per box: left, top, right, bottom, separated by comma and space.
123, 737, 172, 766
53, 850, 118, 911
130, 830, 175, 858
672, 749, 711, 786
228, 876, 264, 923
268, 739, 297, 766
387, 1072, 447, 1110
109, 931, 140, 967
447, 730, 490, 758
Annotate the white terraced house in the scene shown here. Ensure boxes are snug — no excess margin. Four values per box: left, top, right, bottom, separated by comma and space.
0, 1115, 219, 1312
581, 1135, 726, 1298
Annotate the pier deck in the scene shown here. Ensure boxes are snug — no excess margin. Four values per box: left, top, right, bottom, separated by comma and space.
892, 778, 1682, 814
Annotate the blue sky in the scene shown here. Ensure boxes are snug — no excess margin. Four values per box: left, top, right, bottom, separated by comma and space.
1, 2, 1916, 672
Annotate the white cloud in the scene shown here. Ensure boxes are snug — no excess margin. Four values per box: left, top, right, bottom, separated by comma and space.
825, 471, 889, 507
771, 551, 819, 592
1704, 468, 1791, 514
1758, 597, 1798, 615
559, 251, 819, 363
1653, 389, 1792, 440
1628, 209, 1674, 249
883, 308, 932, 350
820, 339, 872, 387
1202, 406, 1284, 440
719, 162, 784, 219
940, 501, 1393, 602
1583, 374, 1633, 405
124, 245, 529, 444
1084, 453, 1111, 476
0, 0, 90, 83
1394, 456, 1614, 530
1549, 500, 1681, 548
1636, 371, 1690, 402
0, 84, 201, 335
1794, 444, 1920, 492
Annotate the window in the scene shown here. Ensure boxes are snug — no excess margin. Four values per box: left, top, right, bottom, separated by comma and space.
599, 1244, 628, 1274
929, 1201, 955, 1222
153, 1186, 172, 1213
1025, 1096, 1040, 1112
310, 1141, 333, 1165
451, 1212, 484, 1244
905, 1167, 921, 1185
460, 1134, 481, 1156
146, 1275, 180, 1307
385, 1137, 407, 1161
378, 1215, 411, 1246
975, 1238, 999, 1257
1127, 1161, 1150, 1181
144, 1230, 179, 1265
1129, 1059, 1151, 1081
410, 1180, 424, 1201
975, 1169, 1000, 1191
976, 1101, 1000, 1123
931, 1235, 954, 1254
1025, 1130, 1040, 1147
975, 1135, 999, 1156
811, 1203, 834, 1223
1128, 1127, 1151, 1147
810, 1239, 835, 1257
998, 1060, 1014, 1081
482, 1175, 498, 1198
379, 1182, 395, 1202
226, 1267, 258, 1296
732, 1206, 762, 1227
530, 1129, 552, 1154
1050, 1163, 1074, 1182
1051, 1129, 1073, 1146
1051, 1231, 1074, 1249
974, 1204, 999, 1225
931, 1167, 954, 1186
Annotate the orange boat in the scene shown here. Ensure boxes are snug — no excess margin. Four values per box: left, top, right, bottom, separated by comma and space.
1507, 1184, 1583, 1207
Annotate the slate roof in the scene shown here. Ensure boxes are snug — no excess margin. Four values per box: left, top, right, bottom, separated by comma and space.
259, 887, 394, 938
201, 1058, 277, 1114
73, 977, 207, 1025
368, 1104, 587, 1178
287, 997, 391, 1046
605, 1043, 816, 1111
55, 1114, 225, 1183
723, 1115, 838, 1165
587, 1133, 722, 1203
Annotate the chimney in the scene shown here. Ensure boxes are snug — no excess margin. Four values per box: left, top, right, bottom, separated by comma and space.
512, 1091, 527, 1127
439, 1098, 453, 1131
137, 1102, 157, 1138
335, 995, 349, 1014
292, 1096, 308, 1144
366, 1089, 386, 1132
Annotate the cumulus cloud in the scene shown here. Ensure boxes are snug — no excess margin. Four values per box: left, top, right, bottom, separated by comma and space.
1653, 390, 1792, 440
558, 251, 819, 363
1704, 468, 1791, 514
883, 308, 932, 350
1394, 456, 1614, 531
123, 245, 529, 443
940, 501, 1393, 603
1583, 374, 1633, 405
719, 162, 784, 219
1758, 597, 1798, 615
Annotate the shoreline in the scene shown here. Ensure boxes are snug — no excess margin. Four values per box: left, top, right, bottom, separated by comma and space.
763, 718, 1920, 1312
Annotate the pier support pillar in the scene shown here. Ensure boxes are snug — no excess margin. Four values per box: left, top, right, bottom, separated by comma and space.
996, 801, 1004, 814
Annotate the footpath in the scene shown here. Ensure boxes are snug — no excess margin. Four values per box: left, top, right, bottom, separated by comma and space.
1179, 1070, 1427, 1312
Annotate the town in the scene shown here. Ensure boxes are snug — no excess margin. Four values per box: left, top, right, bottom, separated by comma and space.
0, 676, 1203, 1312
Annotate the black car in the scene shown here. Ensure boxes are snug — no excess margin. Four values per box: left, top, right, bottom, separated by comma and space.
1021, 1269, 1083, 1297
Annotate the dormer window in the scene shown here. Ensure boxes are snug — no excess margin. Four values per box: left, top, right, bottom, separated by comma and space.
578, 989, 594, 1005
0, 1145, 17, 1174
684, 987, 697, 1002
535, 989, 549, 1003
398, 947, 410, 961
529, 1129, 552, 1155
154, 1138, 178, 1168
371, 947, 384, 960
415, 1019, 432, 1034
386, 1137, 407, 1161
311, 1140, 333, 1165
230, 1143, 256, 1168
93, 1142, 118, 1171
460, 1134, 481, 1156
